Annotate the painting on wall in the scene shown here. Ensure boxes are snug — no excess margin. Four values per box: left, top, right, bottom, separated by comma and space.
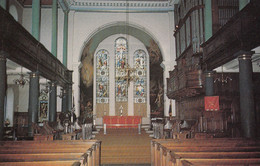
39, 100, 48, 122
80, 42, 94, 123
146, 39, 164, 118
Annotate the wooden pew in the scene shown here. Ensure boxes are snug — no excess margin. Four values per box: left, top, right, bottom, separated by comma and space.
0, 160, 81, 166
157, 139, 260, 166
0, 140, 101, 166
163, 145, 260, 166
181, 158, 260, 166
171, 151, 260, 166
0, 153, 85, 162
151, 139, 260, 166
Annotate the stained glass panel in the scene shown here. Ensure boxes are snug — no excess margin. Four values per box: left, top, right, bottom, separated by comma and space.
134, 49, 147, 103
96, 49, 109, 103
115, 37, 128, 102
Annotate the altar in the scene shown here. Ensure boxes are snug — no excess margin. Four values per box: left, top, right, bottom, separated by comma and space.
103, 116, 141, 128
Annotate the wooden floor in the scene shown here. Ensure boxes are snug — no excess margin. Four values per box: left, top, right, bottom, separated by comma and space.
95, 128, 151, 165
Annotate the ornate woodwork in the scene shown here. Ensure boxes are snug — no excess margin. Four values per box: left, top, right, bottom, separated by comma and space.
0, 7, 71, 87
202, 1, 260, 70
168, 1, 260, 137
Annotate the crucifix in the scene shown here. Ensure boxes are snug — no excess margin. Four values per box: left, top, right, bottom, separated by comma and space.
117, 64, 137, 87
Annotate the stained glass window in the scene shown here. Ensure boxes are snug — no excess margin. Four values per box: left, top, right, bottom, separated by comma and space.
115, 37, 128, 102
134, 49, 147, 103
96, 49, 109, 103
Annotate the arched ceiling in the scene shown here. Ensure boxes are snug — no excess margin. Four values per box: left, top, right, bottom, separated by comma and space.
81, 22, 163, 65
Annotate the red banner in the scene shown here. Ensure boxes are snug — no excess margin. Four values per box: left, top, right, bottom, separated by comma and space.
204, 96, 219, 111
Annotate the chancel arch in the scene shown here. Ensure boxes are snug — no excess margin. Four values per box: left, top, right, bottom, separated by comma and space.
79, 23, 165, 127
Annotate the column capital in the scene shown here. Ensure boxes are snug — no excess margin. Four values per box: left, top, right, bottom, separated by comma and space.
204, 70, 216, 78
62, 88, 67, 94
238, 54, 253, 61
48, 81, 57, 87
29, 71, 40, 78
0, 51, 7, 61
235, 50, 254, 60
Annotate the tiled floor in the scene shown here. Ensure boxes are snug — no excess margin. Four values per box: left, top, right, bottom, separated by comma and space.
95, 128, 152, 165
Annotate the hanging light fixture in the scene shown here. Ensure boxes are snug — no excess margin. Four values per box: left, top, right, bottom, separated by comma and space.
13, 67, 29, 88
214, 66, 232, 85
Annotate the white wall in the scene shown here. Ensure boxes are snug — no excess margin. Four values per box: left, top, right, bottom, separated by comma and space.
22, 8, 64, 62
21, 8, 176, 117
5, 88, 14, 126
70, 11, 176, 116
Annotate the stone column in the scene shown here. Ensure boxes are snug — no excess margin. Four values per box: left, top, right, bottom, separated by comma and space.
48, 82, 57, 122
205, 71, 215, 96
61, 87, 67, 112
163, 63, 170, 117
67, 71, 73, 112
204, 0, 213, 41
32, 0, 40, 40
28, 71, 39, 137
51, 0, 58, 57
63, 10, 69, 67
0, 51, 7, 140
0, 0, 6, 9
67, 84, 72, 112
238, 52, 256, 138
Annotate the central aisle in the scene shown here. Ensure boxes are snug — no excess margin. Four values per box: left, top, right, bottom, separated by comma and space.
95, 128, 152, 165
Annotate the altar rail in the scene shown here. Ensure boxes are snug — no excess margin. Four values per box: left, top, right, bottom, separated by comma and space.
103, 116, 141, 128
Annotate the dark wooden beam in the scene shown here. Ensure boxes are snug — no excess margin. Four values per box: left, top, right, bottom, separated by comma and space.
201, 1, 260, 70
0, 7, 71, 87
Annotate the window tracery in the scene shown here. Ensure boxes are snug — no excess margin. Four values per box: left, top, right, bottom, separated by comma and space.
96, 49, 109, 103
115, 37, 128, 102
134, 49, 147, 103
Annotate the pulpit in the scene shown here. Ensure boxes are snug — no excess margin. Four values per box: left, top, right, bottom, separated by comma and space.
103, 116, 141, 128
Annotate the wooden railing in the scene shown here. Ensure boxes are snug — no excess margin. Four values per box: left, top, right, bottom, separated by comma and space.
0, 7, 70, 86
202, 1, 260, 70
167, 68, 203, 100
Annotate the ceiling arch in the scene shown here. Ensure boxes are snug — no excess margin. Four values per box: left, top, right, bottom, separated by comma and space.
80, 22, 163, 65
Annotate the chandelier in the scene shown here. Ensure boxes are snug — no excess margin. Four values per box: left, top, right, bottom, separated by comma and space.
214, 66, 232, 85
13, 67, 29, 88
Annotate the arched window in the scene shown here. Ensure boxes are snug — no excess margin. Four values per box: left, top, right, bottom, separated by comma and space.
115, 37, 128, 102
133, 50, 147, 103
96, 49, 109, 103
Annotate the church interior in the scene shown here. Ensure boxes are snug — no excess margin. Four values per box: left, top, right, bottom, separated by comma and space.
0, 0, 260, 165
